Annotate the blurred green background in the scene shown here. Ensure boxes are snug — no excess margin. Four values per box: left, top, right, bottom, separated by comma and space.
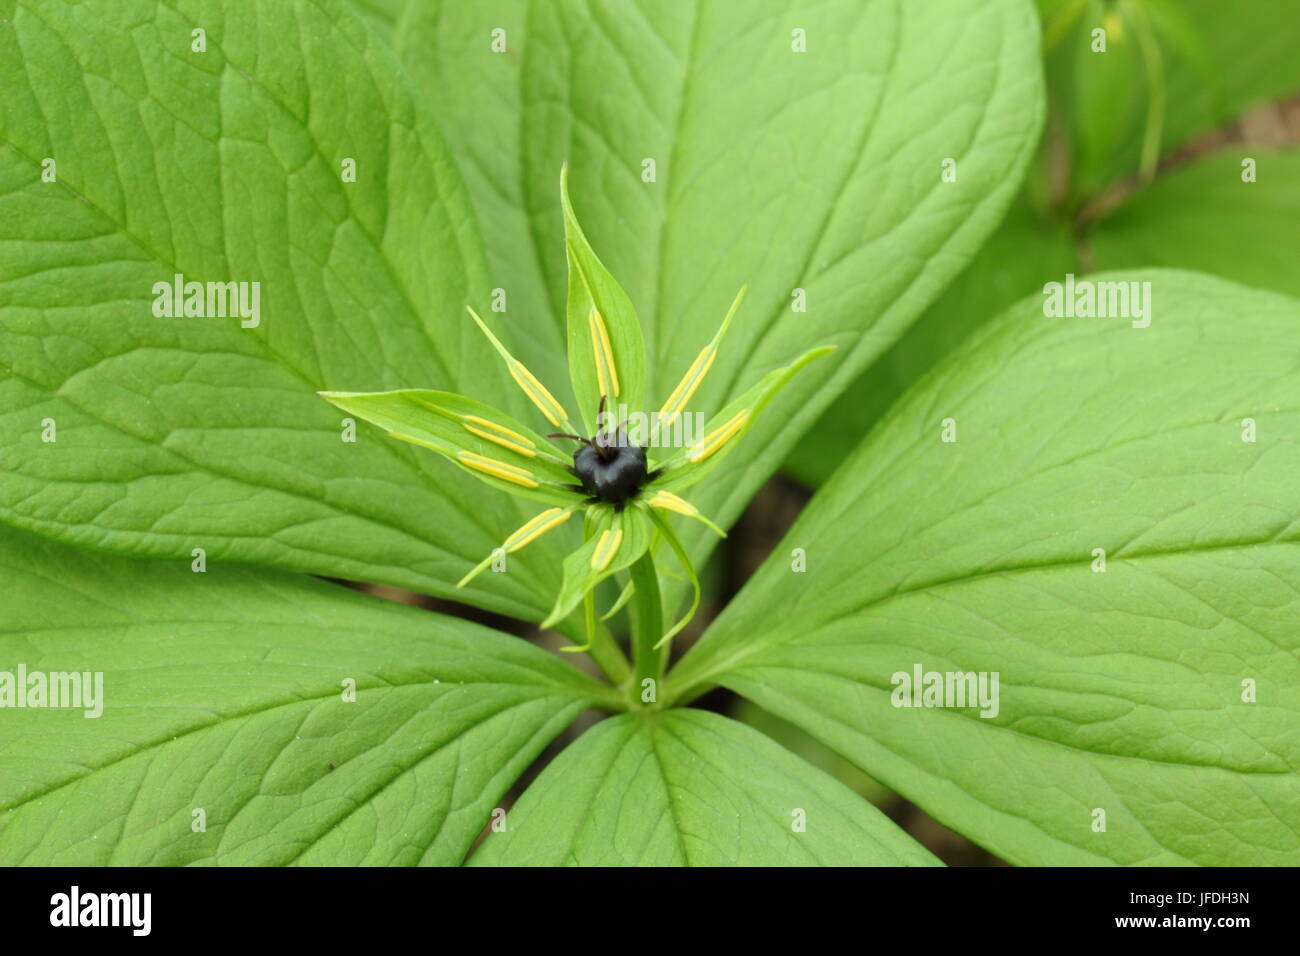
787, 0, 1300, 489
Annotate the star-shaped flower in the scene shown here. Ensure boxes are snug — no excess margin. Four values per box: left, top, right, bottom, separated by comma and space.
320, 166, 830, 655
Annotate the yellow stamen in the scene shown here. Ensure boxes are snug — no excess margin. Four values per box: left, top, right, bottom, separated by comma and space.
504, 508, 572, 552
1104, 10, 1122, 42
509, 363, 569, 427
646, 490, 698, 516
688, 409, 748, 463
589, 309, 620, 399
458, 508, 573, 588
659, 347, 716, 425
467, 306, 570, 426
656, 286, 746, 427
457, 451, 539, 488
590, 527, 624, 571
462, 415, 536, 458
463, 415, 534, 447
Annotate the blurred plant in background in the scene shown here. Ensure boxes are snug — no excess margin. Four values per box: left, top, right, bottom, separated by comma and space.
787, 0, 1300, 489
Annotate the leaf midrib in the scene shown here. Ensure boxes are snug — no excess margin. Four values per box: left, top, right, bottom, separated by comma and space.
677, 534, 1300, 698
723, 667, 1295, 778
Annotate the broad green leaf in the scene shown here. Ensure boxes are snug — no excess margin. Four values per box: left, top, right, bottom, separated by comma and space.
348, 0, 404, 36
674, 271, 1300, 866
1090, 148, 1300, 299
318, 389, 583, 505
397, 0, 1045, 592
787, 202, 1076, 487
470, 709, 939, 866
561, 164, 646, 435
392, 0, 571, 398
0, 521, 613, 866
730, 698, 895, 807
0, 0, 569, 621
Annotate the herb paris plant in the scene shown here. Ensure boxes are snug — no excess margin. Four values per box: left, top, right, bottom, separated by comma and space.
2, 0, 1294, 869
321, 166, 832, 700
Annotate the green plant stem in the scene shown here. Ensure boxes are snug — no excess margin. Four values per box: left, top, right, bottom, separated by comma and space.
659, 660, 717, 710
629, 551, 664, 706
582, 614, 631, 689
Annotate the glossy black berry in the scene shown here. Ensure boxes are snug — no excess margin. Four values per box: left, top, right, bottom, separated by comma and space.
573, 440, 647, 504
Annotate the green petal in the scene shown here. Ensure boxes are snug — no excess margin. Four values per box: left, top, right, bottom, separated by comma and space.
651, 285, 746, 448
651, 345, 836, 493
466, 307, 576, 432
561, 164, 646, 434
541, 504, 652, 630
457, 503, 582, 589
642, 489, 727, 537
318, 389, 583, 506
642, 506, 701, 651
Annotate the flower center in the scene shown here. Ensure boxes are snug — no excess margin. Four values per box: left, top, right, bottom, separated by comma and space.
572, 437, 647, 504
549, 398, 655, 506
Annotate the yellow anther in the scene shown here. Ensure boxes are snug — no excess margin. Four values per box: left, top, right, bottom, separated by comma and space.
508, 362, 569, 428
655, 286, 746, 428
659, 346, 716, 425
468, 306, 570, 426
462, 415, 537, 457
589, 309, 620, 399
688, 409, 748, 462
646, 490, 697, 516
1104, 10, 1122, 42
590, 527, 624, 571
504, 508, 572, 552
457, 451, 539, 488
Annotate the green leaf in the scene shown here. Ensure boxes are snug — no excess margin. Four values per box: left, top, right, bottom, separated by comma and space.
0, 521, 613, 866
469, 709, 939, 866
729, 698, 895, 808
0, 0, 567, 621
674, 271, 1300, 866
317, 389, 582, 505
787, 202, 1076, 487
561, 164, 646, 435
348, 0, 405, 36
1090, 148, 1300, 299
397, 0, 1046, 586
542, 505, 653, 629
391, 0, 571, 400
